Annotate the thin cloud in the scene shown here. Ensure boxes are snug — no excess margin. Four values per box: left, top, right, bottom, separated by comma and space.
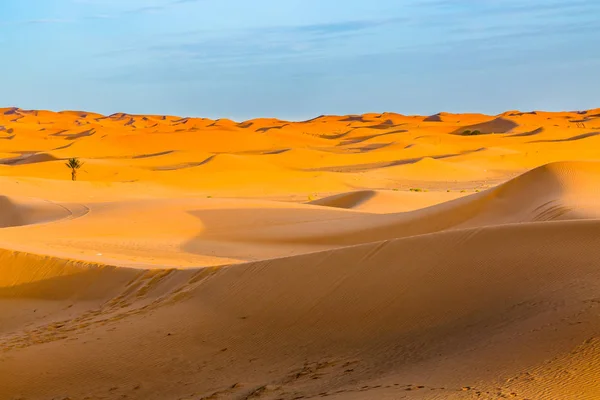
95, 14, 408, 58
286, 17, 407, 35
1, 18, 73, 25
128, 5, 167, 13
86, 14, 116, 20
26, 19, 73, 24
126, 0, 207, 14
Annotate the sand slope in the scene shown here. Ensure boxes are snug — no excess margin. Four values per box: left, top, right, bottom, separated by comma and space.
2, 107, 600, 399
0, 195, 72, 228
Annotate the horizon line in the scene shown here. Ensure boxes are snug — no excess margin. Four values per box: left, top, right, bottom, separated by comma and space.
2, 105, 598, 124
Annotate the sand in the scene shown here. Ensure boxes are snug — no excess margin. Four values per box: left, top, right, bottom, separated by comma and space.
2, 107, 600, 399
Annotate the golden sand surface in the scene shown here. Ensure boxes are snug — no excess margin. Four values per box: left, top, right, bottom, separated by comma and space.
1, 106, 600, 399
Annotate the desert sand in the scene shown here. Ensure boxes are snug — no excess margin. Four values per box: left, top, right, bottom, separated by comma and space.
1, 106, 600, 399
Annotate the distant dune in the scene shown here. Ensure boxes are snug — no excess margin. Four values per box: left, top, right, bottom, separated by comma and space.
1, 107, 600, 399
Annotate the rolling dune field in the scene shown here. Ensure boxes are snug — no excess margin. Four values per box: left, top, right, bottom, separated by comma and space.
2, 107, 600, 399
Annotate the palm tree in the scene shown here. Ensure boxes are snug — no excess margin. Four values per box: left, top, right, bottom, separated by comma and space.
65, 158, 84, 181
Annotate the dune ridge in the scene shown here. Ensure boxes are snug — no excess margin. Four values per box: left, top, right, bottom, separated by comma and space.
2, 107, 600, 399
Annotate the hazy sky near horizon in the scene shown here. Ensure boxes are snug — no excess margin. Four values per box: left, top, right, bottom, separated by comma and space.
1, 0, 599, 120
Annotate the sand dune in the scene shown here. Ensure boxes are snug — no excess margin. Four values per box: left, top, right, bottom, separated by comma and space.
530, 131, 600, 143
2, 108, 600, 399
0, 195, 72, 228
193, 162, 599, 249
452, 117, 520, 135
2, 207, 600, 399
308, 189, 463, 213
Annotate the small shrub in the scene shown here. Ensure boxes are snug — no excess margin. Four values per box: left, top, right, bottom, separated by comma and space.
410, 188, 423, 192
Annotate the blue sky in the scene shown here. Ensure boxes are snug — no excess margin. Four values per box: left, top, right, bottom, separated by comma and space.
1, 0, 599, 120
